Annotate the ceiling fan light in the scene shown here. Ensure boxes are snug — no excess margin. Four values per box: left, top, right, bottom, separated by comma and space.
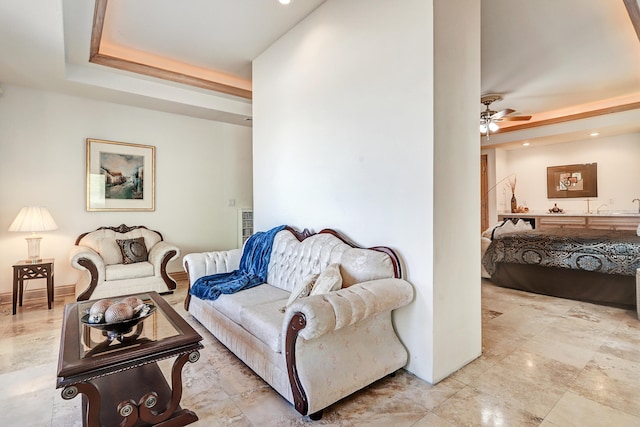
488, 121, 500, 132
479, 123, 488, 134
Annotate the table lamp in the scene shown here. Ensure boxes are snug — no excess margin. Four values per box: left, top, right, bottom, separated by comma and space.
9, 206, 58, 262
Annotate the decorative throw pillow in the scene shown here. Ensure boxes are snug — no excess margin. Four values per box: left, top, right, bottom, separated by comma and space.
116, 237, 148, 264
280, 274, 319, 313
309, 263, 342, 296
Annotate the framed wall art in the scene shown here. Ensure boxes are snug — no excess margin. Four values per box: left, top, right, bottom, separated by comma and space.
86, 138, 155, 211
546, 163, 597, 199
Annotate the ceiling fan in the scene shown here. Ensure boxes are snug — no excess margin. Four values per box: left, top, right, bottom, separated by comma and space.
480, 94, 532, 139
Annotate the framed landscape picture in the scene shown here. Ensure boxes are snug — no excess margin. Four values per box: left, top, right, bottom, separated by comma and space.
547, 163, 597, 199
86, 138, 155, 211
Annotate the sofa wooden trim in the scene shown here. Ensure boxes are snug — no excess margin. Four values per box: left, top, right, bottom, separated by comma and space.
286, 226, 403, 279
183, 264, 193, 311
74, 224, 177, 301
285, 312, 309, 417
74, 224, 164, 245
281, 228, 402, 418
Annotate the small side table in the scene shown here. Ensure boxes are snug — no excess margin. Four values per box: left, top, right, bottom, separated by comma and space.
12, 258, 54, 315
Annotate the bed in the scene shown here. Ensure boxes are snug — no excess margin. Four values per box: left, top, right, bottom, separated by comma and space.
482, 227, 640, 309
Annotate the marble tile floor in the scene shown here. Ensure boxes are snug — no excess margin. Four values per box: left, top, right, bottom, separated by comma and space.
1, 279, 639, 426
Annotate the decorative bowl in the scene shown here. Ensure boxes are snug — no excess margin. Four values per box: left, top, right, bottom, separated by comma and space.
81, 304, 156, 335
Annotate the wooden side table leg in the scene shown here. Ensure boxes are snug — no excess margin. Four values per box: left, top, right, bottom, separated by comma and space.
18, 278, 24, 308
47, 266, 54, 310
12, 268, 18, 315
51, 264, 55, 307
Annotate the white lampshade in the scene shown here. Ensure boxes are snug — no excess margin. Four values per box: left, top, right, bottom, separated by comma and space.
9, 206, 58, 261
9, 206, 58, 232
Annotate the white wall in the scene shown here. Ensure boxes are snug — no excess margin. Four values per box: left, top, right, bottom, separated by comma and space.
253, 0, 480, 383
485, 133, 640, 218
432, 0, 482, 382
0, 84, 253, 296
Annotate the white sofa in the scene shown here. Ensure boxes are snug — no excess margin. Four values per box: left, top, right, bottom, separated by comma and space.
183, 227, 413, 419
70, 224, 180, 300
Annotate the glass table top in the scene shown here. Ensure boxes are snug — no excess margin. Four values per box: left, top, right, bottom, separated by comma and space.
76, 293, 180, 359
57, 291, 202, 387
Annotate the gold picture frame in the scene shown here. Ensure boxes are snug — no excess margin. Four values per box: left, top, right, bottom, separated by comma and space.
86, 138, 155, 211
546, 163, 597, 199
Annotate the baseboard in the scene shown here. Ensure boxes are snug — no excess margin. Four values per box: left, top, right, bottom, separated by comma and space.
0, 284, 76, 305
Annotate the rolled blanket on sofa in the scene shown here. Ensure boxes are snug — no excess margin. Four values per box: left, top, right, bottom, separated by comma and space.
190, 225, 286, 301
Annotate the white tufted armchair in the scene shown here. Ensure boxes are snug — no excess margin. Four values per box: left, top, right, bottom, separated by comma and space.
70, 224, 180, 300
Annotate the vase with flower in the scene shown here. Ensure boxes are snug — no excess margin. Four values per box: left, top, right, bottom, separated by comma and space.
508, 176, 517, 213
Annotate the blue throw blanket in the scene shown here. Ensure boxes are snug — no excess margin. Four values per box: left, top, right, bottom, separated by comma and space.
190, 225, 286, 301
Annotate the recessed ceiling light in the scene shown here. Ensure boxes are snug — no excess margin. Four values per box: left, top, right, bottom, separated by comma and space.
279, 0, 292, 4
590, 132, 600, 137
522, 142, 530, 147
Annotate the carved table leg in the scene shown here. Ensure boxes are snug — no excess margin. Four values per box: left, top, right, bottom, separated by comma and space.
60, 350, 200, 427
61, 382, 102, 427
137, 350, 200, 425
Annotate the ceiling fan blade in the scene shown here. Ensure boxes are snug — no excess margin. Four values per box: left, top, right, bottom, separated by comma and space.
502, 115, 532, 121
491, 108, 515, 120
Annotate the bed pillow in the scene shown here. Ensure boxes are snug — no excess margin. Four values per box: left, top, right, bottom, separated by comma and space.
116, 237, 148, 264
481, 226, 496, 239
482, 221, 513, 239
280, 274, 319, 313
491, 219, 532, 239
637, 224, 640, 237
310, 263, 343, 296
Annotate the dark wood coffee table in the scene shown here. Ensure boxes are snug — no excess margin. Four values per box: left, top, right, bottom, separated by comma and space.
57, 291, 203, 427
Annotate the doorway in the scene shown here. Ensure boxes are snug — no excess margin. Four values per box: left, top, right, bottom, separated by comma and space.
481, 154, 488, 232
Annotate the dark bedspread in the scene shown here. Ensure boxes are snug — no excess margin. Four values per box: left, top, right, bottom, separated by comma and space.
482, 228, 640, 277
